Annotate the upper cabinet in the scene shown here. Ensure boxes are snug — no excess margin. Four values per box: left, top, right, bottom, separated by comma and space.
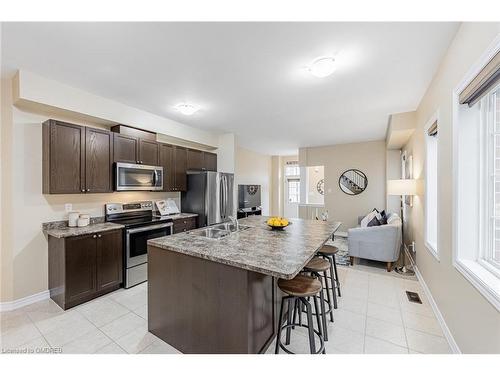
85, 128, 114, 193
43, 120, 113, 194
203, 152, 217, 172
43, 120, 85, 194
43, 120, 216, 194
173, 146, 187, 191
187, 149, 217, 172
113, 133, 139, 164
187, 148, 204, 170
138, 139, 159, 166
113, 134, 159, 166
159, 143, 174, 191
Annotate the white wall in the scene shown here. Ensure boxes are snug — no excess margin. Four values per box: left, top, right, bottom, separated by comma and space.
386, 149, 401, 213
14, 70, 219, 147
402, 22, 500, 353
235, 146, 272, 216
299, 141, 387, 230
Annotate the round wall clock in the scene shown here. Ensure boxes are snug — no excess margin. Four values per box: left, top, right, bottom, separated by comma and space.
246, 185, 259, 195
316, 179, 324, 195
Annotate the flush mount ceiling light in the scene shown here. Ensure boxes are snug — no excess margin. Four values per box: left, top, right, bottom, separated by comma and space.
174, 103, 200, 116
307, 56, 336, 78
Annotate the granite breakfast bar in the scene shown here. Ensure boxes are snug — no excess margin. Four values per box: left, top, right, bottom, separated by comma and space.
147, 216, 341, 354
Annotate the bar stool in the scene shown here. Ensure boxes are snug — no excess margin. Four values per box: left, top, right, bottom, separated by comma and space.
302, 257, 333, 336
318, 244, 342, 309
275, 275, 325, 354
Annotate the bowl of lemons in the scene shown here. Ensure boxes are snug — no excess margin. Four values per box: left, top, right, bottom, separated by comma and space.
266, 216, 290, 230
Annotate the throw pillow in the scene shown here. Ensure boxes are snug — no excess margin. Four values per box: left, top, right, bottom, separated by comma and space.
378, 210, 388, 225
367, 216, 381, 227
360, 209, 378, 227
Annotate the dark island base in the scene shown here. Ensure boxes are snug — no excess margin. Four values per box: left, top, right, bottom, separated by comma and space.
148, 245, 281, 354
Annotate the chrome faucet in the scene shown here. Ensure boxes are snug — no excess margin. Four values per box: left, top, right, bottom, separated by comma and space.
228, 216, 239, 232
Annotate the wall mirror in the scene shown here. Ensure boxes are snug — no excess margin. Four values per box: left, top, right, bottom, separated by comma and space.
338, 169, 367, 195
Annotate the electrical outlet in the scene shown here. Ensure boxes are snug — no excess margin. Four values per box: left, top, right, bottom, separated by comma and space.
65, 204, 73, 213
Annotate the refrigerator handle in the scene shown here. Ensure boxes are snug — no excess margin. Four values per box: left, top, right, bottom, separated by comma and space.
224, 175, 229, 218
220, 175, 224, 220
222, 175, 227, 219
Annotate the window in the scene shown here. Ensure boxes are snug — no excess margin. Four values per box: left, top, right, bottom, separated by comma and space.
287, 179, 300, 203
425, 116, 439, 260
454, 44, 500, 311
482, 84, 500, 274
285, 162, 300, 177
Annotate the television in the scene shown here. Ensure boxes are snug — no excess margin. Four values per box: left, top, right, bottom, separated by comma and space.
238, 184, 261, 209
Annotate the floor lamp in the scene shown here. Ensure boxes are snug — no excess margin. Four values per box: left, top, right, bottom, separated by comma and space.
387, 179, 418, 276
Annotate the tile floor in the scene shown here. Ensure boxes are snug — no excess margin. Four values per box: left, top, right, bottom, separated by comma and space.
0, 282, 179, 354
1, 262, 451, 354
268, 262, 451, 354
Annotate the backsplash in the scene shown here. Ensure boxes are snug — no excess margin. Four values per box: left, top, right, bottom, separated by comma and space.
42, 216, 105, 230
42, 191, 181, 223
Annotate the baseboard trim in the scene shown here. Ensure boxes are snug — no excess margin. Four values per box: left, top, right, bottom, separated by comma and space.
413, 265, 462, 354
0, 290, 50, 312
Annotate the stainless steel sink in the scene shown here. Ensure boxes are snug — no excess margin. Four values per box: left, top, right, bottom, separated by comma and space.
190, 228, 231, 239
189, 224, 252, 239
211, 223, 251, 232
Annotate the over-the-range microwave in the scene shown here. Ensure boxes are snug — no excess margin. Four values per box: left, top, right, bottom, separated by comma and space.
115, 162, 163, 191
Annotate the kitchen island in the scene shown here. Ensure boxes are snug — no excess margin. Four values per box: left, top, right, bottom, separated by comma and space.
147, 216, 341, 354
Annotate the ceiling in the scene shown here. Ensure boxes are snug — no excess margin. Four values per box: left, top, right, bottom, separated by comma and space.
1, 22, 459, 155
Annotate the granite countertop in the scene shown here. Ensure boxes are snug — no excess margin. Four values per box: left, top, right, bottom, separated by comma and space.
159, 213, 198, 220
148, 216, 341, 279
44, 222, 124, 238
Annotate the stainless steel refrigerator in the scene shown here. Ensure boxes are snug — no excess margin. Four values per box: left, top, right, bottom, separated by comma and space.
181, 171, 234, 227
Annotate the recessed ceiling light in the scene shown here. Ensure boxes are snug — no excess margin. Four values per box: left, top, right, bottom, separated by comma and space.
174, 103, 200, 115
308, 56, 336, 78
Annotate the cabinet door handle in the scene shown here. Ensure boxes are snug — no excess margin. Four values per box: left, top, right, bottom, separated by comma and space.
98, 234, 102, 238
81, 189, 85, 192
87, 189, 90, 192
93, 235, 97, 238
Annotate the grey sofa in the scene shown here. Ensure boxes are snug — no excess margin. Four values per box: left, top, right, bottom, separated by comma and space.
347, 212, 402, 271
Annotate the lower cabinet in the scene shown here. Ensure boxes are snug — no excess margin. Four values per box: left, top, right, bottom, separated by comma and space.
49, 229, 123, 310
173, 217, 197, 234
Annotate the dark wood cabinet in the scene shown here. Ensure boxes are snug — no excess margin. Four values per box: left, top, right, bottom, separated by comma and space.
85, 128, 113, 193
113, 134, 159, 165
139, 139, 159, 166
160, 144, 188, 192
96, 230, 123, 291
65, 234, 97, 305
43, 120, 85, 194
173, 146, 187, 191
187, 148, 204, 170
48, 229, 123, 310
113, 133, 139, 164
159, 143, 174, 191
203, 152, 217, 172
42, 119, 216, 195
186, 149, 217, 172
43, 120, 113, 194
172, 216, 197, 234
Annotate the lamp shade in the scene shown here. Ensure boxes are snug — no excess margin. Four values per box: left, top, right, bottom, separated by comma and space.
387, 179, 418, 196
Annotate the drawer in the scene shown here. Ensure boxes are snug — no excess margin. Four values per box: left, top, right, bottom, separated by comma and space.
173, 217, 197, 234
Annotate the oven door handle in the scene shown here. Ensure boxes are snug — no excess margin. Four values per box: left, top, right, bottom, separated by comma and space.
126, 222, 173, 234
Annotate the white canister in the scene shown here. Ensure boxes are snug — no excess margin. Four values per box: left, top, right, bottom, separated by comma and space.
77, 214, 90, 227
68, 212, 80, 227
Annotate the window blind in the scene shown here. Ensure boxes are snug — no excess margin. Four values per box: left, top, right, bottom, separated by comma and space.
459, 51, 500, 107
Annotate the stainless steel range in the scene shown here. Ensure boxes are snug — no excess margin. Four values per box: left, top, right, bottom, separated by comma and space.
105, 201, 173, 288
